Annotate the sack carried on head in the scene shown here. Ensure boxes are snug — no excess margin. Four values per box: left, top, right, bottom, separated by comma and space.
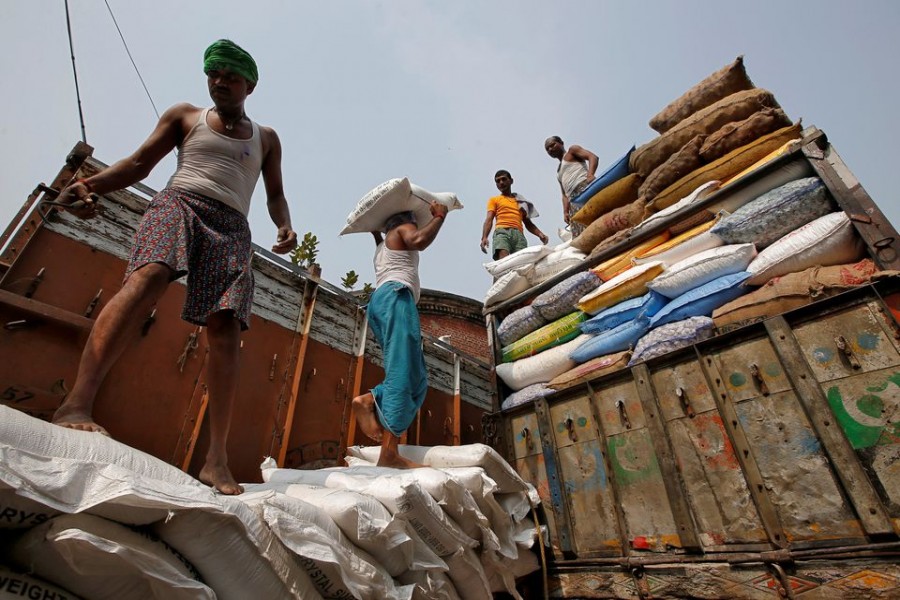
341, 177, 463, 235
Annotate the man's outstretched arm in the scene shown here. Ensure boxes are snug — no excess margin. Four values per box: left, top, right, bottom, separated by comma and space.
260, 127, 298, 254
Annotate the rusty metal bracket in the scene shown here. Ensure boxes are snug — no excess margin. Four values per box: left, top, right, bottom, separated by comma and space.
676, 386, 695, 418
24, 268, 45, 298
749, 363, 770, 396
83, 288, 103, 318
615, 399, 631, 430
564, 417, 578, 442
521, 426, 534, 452
141, 308, 157, 337
269, 354, 278, 381
834, 335, 861, 370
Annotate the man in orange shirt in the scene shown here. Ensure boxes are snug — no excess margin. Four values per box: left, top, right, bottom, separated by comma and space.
480, 170, 548, 260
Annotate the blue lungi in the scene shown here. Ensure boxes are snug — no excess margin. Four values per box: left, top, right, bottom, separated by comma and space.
367, 281, 428, 437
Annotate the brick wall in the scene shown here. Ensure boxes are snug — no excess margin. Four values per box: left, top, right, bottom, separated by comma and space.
420, 314, 490, 361
418, 289, 490, 362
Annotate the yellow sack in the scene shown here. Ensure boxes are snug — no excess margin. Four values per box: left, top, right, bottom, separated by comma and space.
572, 173, 642, 226
501, 311, 587, 363
591, 231, 670, 281
577, 261, 664, 315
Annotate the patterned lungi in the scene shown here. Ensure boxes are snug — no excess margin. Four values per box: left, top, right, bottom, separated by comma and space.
125, 187, 254, 330
367, 281, 429, 437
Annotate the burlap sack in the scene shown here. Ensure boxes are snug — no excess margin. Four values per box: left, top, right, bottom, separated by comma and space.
588, 226, 636, 261
639, 135, 705, 201
572, 173, 642, 226
712, 259, 888, 330
700, 108, 793, 162
631, 88, 780, 177
650, 56, 755, 134
668, 209, 716, 236
572, 199, 646, 254
648, 123, 802, 213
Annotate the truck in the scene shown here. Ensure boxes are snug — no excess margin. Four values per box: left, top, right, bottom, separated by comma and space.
482, 125, 900, 598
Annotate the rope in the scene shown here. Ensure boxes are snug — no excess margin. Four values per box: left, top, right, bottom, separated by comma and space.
63, 0, 87, 143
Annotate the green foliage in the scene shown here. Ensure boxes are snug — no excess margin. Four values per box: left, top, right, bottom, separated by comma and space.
290, 232, 319, 269
360, 282, 375, 302
341, 270, 359, 290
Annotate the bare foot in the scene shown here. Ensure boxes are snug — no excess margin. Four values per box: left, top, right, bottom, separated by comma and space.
377, 452, 425, 469
52, 406, 110, 436
199, 463, 244, 495
352, 393, 384, 442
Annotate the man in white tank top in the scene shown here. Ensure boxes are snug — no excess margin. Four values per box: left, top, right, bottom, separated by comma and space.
51, 40, 297, 495
545, 136, 599, 237
352, 203, 448, 468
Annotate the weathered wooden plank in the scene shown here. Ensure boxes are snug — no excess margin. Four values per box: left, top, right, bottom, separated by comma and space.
735, 389, 865, 544
535, 394, 575, 555
514, 452, 562, 558
633, 363, 701, 551
651, 360, 770, 549
700, 347, 789, 549
766, 316, 894, 538
790, 301, 900, 384
708, 337, 793, 403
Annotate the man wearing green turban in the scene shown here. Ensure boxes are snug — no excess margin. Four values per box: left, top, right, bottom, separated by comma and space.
52, 39, 297, 496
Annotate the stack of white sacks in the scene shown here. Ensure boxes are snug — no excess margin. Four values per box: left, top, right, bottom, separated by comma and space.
484, 241, 587, 307
0, 406, 542, 600
495, 174, 866, 410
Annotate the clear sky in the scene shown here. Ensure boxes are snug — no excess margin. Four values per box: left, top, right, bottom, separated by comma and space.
2, 1, 898, 302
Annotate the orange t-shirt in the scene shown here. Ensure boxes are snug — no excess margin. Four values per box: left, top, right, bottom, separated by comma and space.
487, 195, 524, 231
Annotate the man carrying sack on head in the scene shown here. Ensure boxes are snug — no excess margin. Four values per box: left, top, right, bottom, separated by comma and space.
52, 39, 298, 495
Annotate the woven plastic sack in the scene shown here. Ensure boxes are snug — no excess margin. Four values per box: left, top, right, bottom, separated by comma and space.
581, 291, 668, 334
7, 513, 214, 600
529, 246, 586, 286
649, 243, 757, 299
495, 335, 590, 391
0, 565, 82, 600
650, 272, 752, 328
548, 351, 632, 391
591, 231, 670, 281
532, 272, 602, 321
572, 199, 646, 254
572, 173, 642, 225
634, 225, 723, 269
711, 153, 812, 215
578, 262, 665, 315
569, 146, 635, 207
484, 269, 531, 307
501, 311, 586, 363
711, 177, 832, 249
496, 306, 546, 347
571, 316, 651, 363
342, 178, 462, 235
700, 108, 793, 162
632, 88, 780, 177
501, 383, 555, 411
629, 317, 716, 365
639, 135, 705, 201
633, 181, 720, 237
484, 245, 551, 277
649, 56, 754, 134
746, 212, 866, 285
648, 123, 803, 212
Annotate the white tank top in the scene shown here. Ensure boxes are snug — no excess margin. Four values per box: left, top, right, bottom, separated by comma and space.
557, 158, 589, 198
374, 243, 421, 303
167, 108, 263, 216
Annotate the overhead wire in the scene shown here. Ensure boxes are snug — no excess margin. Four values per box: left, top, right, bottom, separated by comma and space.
102, 0, 161, 121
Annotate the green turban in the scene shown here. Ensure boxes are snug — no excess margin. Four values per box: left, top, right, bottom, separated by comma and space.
203, 39, 258, 84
